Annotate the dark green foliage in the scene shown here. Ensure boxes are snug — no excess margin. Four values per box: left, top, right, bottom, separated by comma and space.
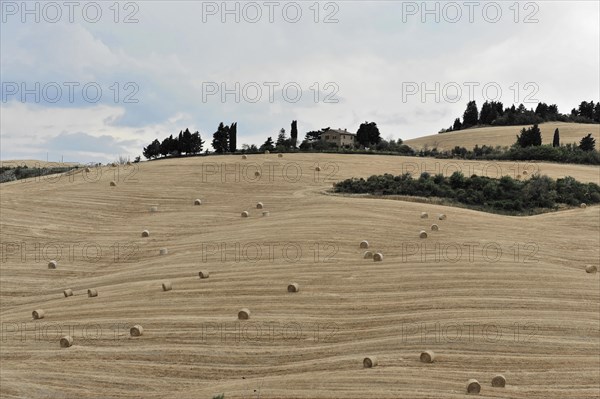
553, 128, 560, 147
333, 172, 600, 214
462, 101, 479, 128
143, 128, 204, 160
304, 130, 323, 143
444, 99, 598, 131
579, 133, 596, 151
1, 165, 77, 183
143, 139, 161, 159
229, 122, 237, 153
276, 128, 293, 150
436, 142, 599, 165
515, 124, 542, 147
260, 136, 275, 152
356, 121, 381, 147
290, 120, 298, 148
212, 123, 230, 153
452, 118, 462, 131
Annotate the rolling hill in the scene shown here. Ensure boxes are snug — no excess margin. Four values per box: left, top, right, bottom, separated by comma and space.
405, 122, 600, 151
1, 154, 598, 398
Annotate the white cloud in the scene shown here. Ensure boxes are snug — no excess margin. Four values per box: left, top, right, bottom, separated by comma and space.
1, 1, 598, 162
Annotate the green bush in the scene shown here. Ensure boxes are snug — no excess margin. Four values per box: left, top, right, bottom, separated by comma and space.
333, 172, 600, 214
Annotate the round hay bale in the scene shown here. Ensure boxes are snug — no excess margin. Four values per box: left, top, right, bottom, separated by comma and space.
127, 161, 132, 166
87, 289, 98, 297
162, 281, 172, 291
254, 171, 261, 177
491, 374, 506, 388
159, 248, 168, 255
63, 289, 73, 297
242, 154, 247, 159
241, 211, 249, 218
522, 170, 528, 176
32, 309, 45, 320
85, 167, 91, 172
373, 253, 384, 262
256, 202, 264, 209
262, 211, 270, 217
431, 224, 439, 231
580, 203, 587, 209
363, 251, 374, 259
438, 214, 447, 220
110, 181, 117, 187
420, 350, 436, 363
419, 230, 428, 239
359, 240, 369, 249
363, 356, 378, 368
238, 308, 250, 320
287, 283, 300, 293
315, 166, 321, 172
585, 264, 597, 274
194, 199, 202, 205
141, 230, 150, 237
198, 270, 210, 279
264, 150, 270, 154
60, 335, 73, 348
150, 206, 158, 212
130, 325, 144, 337
278, 153, 283, 158
421, 212, 428, 219
466, 379, 481, 394
48, 260, 57, 269
516, 174, 522, 180
111, 162, 117, 167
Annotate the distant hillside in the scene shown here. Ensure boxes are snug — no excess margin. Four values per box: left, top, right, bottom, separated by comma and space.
0, 160, 81, 168
405, 122, 600, 151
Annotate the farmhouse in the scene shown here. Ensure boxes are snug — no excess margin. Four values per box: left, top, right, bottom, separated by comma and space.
321, 128, 356, 148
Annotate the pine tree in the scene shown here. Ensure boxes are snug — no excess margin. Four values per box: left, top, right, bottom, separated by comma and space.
212, 123, 229, 153
177, 130, 184, 154
462, 101, 479, 128
553, 128, 560, 147
260, 137, 275, 152
182, 128, 192, 154
515, 124, 542, 148
190, 131, 204, 154
579, 134, 596, 151
452, 118, 462, 131
276, 128, 288, 147
143, 139, 161, 159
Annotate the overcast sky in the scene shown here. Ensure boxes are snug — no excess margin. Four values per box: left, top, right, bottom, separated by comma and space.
1, 0, 599, 163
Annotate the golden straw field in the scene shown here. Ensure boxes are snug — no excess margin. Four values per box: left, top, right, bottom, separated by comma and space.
405, 122, 600, 151
1, 153, 599, 398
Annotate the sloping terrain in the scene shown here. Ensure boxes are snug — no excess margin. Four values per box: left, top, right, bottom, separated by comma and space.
1, 154, 598, 398
405, 122, 600, 151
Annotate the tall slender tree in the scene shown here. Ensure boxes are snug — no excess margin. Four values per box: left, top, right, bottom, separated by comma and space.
552, 128, 560, 147
290, 120, 298, 148
229, 122, 237, 153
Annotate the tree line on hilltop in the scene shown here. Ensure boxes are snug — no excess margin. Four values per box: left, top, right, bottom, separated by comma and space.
442, 100, 600, 133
